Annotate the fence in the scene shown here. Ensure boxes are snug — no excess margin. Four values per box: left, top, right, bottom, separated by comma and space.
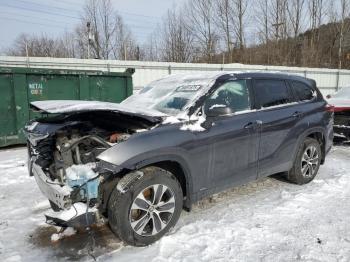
1, 56, 350, 95
0, 66, 133, 147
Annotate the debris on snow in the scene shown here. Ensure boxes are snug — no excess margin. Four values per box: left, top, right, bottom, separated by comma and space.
45, 202, 97, 222
51, 227, 77, 242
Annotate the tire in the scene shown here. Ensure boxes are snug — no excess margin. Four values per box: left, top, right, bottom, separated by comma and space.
287, 137, 322, 185
108, 167, 183, 246
49, 200, 61, 212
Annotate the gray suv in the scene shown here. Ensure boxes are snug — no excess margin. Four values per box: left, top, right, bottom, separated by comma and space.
25, 72, 333, 246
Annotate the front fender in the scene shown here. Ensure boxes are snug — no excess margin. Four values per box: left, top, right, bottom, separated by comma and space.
97, 124, 196, 199
97, 124, 195, 167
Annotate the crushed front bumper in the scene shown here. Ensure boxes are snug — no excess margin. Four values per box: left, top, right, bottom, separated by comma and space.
32, 162, 72, 209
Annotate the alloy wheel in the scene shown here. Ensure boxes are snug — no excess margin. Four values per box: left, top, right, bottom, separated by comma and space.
301, 145, 319, 178
129, 184, 176, 236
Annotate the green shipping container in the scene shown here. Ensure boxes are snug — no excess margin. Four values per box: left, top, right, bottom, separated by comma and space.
0, 67, 134, 147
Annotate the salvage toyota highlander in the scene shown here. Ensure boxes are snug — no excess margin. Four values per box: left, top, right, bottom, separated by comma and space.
25, 72, 333, 246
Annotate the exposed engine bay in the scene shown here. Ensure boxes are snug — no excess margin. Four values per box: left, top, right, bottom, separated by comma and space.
25, 110, 159, 224
34, 125, 129, 183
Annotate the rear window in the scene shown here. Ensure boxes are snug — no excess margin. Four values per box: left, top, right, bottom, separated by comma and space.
291, 81, 315, 101
254, 79, 291, 108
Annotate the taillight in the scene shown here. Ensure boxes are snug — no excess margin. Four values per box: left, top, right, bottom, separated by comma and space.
325, 104, 334, 112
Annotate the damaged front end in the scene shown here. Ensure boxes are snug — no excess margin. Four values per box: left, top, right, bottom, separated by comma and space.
25, 104, 162, 228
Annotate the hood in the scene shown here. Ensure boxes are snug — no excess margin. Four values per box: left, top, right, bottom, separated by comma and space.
30, 100, 167, 123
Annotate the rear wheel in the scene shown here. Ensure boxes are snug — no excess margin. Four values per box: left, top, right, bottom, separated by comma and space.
287, 137, 322, 185
108, 167, 183, 246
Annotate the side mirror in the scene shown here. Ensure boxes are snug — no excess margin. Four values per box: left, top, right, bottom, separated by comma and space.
326, 94, 331, 99
206, 105, 232, 117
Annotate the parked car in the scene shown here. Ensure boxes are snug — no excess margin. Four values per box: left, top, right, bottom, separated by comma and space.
25, 72, 333, 246
327, 87, 350, 140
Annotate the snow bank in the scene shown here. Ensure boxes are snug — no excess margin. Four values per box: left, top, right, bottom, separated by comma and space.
1, 146, 350, 261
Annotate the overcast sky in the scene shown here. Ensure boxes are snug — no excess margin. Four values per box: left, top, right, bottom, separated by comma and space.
0, 0, 184, 52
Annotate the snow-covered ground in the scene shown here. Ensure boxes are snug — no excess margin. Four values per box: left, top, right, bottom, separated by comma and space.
0, 145, 350, 262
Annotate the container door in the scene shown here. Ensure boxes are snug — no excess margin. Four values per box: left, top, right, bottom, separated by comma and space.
27, 74, 80, 119
89, 76, 127, 103
0, 74, 16, 139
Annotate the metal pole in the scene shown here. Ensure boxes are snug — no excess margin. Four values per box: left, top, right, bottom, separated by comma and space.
336, 70, 340, 91
168, 65, 171, 75
25, 42, 30, 67
87, 22, 91, 59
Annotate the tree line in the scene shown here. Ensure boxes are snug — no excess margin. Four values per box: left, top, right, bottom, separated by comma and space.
5, 0, 350, 69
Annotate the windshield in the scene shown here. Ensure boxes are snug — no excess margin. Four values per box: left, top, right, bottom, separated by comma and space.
121, 73, 221, 116
333, 87, 350, 99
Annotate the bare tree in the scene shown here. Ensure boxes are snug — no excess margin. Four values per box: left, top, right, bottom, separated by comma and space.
265, 0, 290, 64
80, 0, 117, 59
143, 30, 161, 61
112, 15, 139, 60
75, 0, 140, 60
7, 33, 76, 58
285, 0, 306, 64
255, 0, 271, 63
337, 0, 350, 69
287, 0, 306, 37
306, 0, 325, 65
270, 0, 289, 40
234, 0, 248, 50
184, 0, 219, 62
158, 8, 194, 62
215, 0, 248, 62
216, 0, 235, 62
4, 0, 350, 69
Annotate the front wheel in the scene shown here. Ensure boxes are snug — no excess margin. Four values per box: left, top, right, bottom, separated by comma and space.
108, 167, 183, 246
287, 137, 322, 185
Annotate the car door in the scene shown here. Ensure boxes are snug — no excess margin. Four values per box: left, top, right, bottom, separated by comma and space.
196, 79, 260, 193
253, 78, 302, 177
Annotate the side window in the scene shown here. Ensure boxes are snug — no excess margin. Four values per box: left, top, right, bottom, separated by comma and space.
204, 80, 250, 114
254, 79, 291, 108
291, 81, 315, 101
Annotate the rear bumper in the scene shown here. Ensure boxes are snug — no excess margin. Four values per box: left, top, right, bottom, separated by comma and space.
32, 162, 72, 209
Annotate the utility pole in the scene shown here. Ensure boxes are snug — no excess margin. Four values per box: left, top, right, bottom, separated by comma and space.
25, 42, 29, 58
136, 46, 140, 61
87, 22, 92, 59
272, 22, 284, 40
